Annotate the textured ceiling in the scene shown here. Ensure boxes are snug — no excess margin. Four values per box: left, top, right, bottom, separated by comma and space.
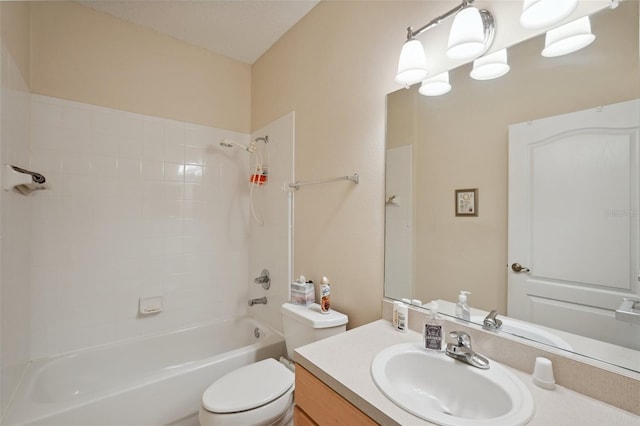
77, 0, 320, 64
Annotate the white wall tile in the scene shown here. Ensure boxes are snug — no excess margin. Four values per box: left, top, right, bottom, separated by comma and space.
2, 73, 33, 412
118, 136, 142, 160
91, 155, 118, 177
62, 127, 92, 153
62, 151, 92, 174
142, 160, 164, 180
31, 124, 63, 151
117, 158, 141, 178
31, 100, 62, 128
62, 105, 92, 132
92, 132, 119, 157
185, 145, 204, 165
27, 96, 251, 357
248, 112, 295, 333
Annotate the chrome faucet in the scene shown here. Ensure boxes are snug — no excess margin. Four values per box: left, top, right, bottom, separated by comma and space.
248, 297, 267, 306
483, 310, 503, 330
445, 331, 490, 369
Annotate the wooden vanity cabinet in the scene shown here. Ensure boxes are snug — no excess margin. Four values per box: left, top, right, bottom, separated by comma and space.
294, 364, 378, 426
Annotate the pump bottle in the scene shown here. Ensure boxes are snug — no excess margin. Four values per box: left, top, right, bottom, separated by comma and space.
424, 301, 445, 350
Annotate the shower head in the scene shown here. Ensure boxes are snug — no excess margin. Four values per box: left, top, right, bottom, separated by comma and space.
220, 139, 255, 153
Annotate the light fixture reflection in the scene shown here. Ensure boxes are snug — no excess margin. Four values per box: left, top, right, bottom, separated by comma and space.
520, 0, 578, 29
470, 49, 510, 80
419, 72, 451, 97
541, 16, 596, 57
447, 7, 494, 60
395, 38, 428, 85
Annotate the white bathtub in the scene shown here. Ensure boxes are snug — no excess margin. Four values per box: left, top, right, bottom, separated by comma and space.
3, 317, 286, 426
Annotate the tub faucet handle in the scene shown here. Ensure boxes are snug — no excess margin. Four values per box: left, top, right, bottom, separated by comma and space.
254, 269, 271, 290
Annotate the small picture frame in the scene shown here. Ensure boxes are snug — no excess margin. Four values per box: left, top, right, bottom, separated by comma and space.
455, 188, 478, 217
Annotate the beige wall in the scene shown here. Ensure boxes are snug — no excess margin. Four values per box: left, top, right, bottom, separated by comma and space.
1, 1, 30, 91
30, 1, 251, 133
252, 0, 636, 327
252, 1, 443, 328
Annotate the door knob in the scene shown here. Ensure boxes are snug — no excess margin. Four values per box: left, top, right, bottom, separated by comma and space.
511, 263, 530, 273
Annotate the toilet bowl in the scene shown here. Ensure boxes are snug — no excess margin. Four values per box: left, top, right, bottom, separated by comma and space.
199, 303, 348, 426
198, 359, 294, 426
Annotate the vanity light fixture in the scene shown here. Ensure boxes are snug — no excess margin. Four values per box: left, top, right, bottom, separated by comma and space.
470, 48, 510, 80
395, 38, 428, 85
541, 16, 596, 58
419, 72, 452, 96
520, 0, 579, 29
395, 0, 494, 86
446, 5, 495, 60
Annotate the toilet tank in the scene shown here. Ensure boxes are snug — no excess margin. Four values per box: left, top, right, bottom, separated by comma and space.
281, 303, 348, 359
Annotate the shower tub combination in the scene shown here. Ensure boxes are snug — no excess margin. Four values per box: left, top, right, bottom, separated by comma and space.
4, 317, 285, 426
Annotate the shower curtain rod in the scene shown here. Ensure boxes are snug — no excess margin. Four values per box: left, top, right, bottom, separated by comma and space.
288, 173, 359, 190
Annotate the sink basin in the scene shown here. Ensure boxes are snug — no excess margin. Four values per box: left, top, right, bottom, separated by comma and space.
371, 343, 534, 426
470, 316, 573, 351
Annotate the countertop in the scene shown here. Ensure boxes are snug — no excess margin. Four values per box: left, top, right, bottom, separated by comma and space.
294, 319, 640, 425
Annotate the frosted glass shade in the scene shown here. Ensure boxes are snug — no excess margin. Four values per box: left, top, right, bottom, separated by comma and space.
395, 39, 428, 85
520, 0, 578, 29
470, 49, 510, 80
542, 17, 596, 57
419, 72, 451, 97
447, 7, 487, 60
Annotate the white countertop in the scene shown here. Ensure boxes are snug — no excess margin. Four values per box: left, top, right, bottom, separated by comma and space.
294, 319, 639, 426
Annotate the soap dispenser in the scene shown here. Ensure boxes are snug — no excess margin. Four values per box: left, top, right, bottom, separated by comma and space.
455, 291, 471, 321
424, 301, 445, 351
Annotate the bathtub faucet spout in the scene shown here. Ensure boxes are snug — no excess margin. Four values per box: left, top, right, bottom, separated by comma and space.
248, 297, 267, 306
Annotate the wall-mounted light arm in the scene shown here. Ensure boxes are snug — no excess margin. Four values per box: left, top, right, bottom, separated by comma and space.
407, 0, 476, 41
405, 0, 475, 41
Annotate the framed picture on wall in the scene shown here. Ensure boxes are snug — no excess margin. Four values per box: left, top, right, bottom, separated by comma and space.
455, 188, 478, 217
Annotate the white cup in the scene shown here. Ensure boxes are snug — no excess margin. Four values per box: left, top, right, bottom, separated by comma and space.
532, 357, 556, 390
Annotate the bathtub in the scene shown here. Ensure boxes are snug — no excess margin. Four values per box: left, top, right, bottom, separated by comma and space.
3, 317, 286, 426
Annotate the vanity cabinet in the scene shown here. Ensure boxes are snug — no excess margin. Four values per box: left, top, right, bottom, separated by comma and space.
294, 365, 378, 426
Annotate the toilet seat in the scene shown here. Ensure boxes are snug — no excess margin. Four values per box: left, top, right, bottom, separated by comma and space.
202, 358, 294, 413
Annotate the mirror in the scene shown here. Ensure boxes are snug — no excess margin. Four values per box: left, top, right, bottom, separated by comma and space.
385, 1, 640, 372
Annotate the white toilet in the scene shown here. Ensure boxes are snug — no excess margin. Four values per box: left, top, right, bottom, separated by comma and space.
199, 303, 348, 426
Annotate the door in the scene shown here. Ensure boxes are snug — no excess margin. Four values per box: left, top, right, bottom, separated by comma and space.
385, 145, 413, 301
508, 99, 640, 350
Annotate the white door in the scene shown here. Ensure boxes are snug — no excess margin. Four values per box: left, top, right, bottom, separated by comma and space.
508, 99, 640, 350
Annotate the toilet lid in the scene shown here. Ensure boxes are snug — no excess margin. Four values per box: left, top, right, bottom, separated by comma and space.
202, 358, 294, 414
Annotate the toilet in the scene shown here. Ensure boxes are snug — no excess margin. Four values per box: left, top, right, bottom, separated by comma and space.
199, 303, 348, 426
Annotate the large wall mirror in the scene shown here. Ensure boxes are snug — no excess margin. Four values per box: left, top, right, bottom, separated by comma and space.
385, 1, 639, 372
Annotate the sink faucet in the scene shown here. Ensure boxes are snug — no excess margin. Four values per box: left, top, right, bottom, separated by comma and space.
445, 331, 490, 369
483, 310, 503, 330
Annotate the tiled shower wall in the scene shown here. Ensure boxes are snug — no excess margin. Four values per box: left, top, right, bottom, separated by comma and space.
29, 95, 252, 358
1, 44, 31, 413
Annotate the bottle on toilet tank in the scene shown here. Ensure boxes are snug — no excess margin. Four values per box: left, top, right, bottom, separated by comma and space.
320, 276, 331, 314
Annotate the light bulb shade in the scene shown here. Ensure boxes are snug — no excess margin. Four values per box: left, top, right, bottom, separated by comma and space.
470, 49, 510, 80
447, 7, 494, 60
520, 0, 578, 29
542, 16, 595, 57
419, 72, 451, 97
395, 38, 428, 85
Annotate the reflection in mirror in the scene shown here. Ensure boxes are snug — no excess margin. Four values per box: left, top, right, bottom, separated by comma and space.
385, 1, 639, 372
